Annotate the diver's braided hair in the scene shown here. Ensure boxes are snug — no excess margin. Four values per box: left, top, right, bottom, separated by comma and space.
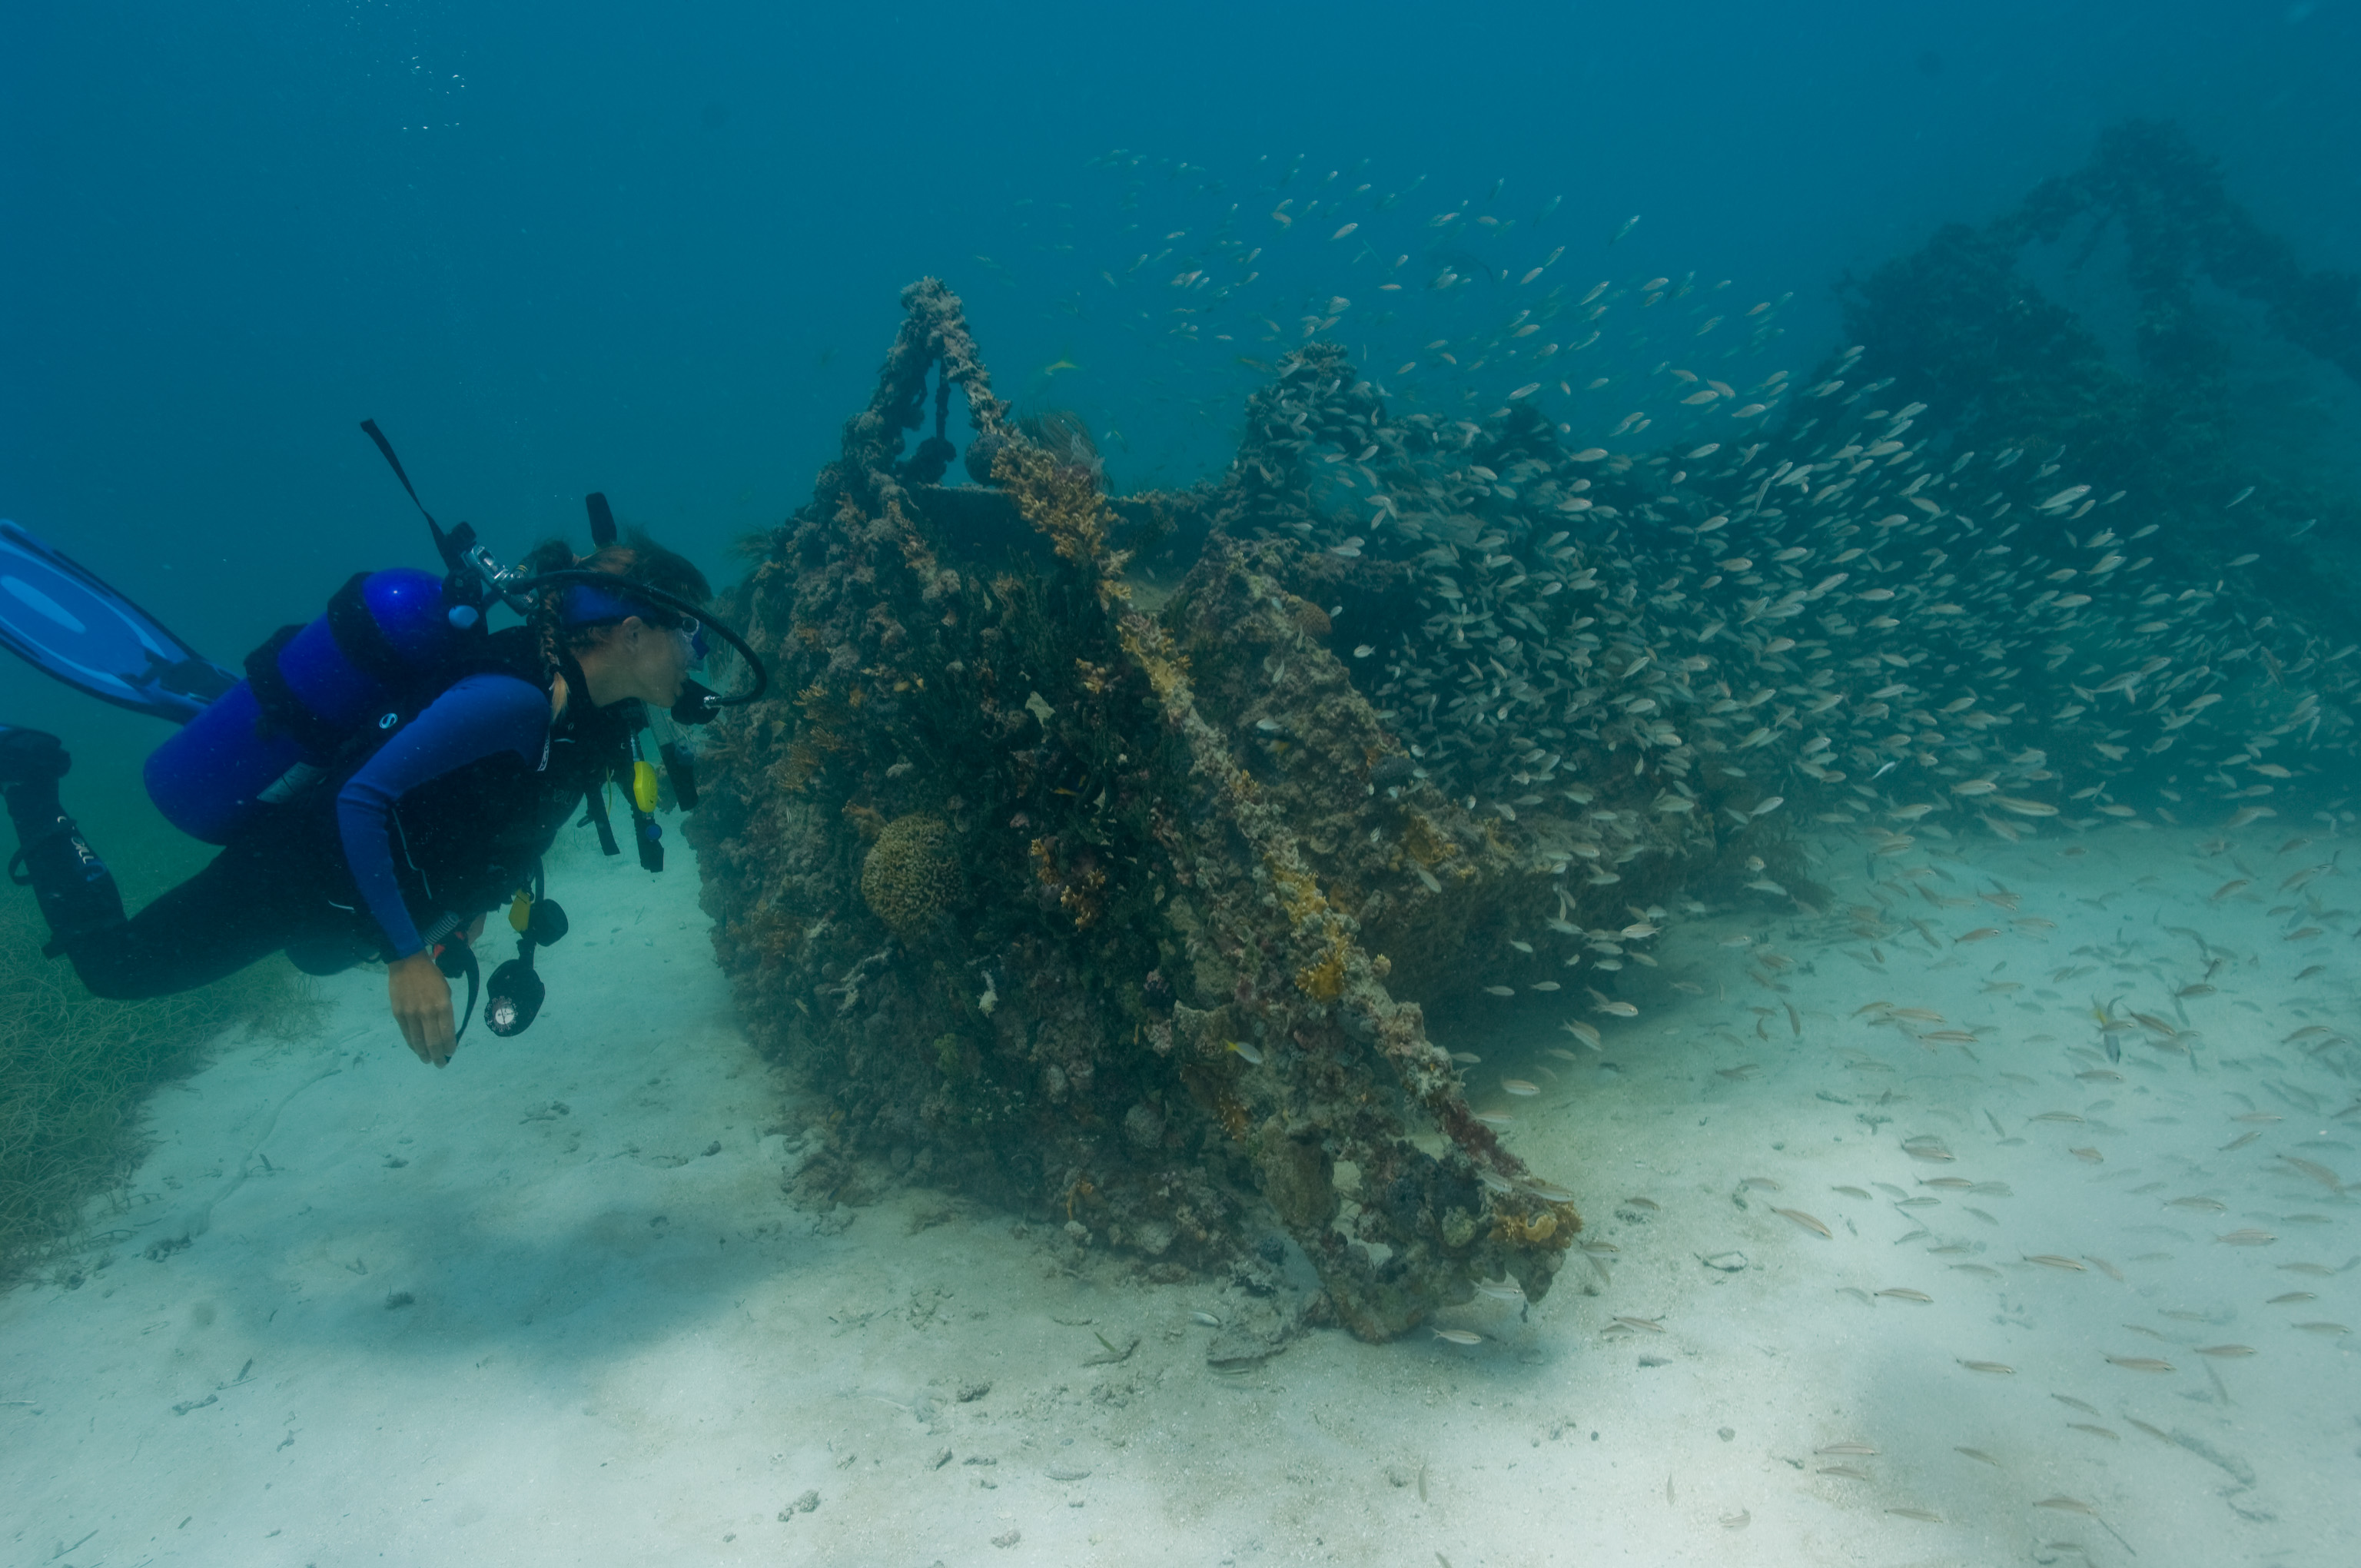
522, 540, 575, 688
519, 531, 716, 689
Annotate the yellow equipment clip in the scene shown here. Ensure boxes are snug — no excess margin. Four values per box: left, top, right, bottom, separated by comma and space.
508, 888, 532, 933
631, 759, 661, 813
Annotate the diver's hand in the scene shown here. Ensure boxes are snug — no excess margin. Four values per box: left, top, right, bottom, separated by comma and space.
389, 952, 457, 1067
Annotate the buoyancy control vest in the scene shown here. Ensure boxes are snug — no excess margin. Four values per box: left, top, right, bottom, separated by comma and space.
349, 628, 633, 936
302, 623, 637, 1041
144, 566, 473, 843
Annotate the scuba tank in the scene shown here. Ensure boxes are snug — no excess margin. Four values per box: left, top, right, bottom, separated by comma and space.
142, 567, 472, 842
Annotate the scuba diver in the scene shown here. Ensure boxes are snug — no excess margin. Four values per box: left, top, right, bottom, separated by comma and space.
0, 424, 766, 1067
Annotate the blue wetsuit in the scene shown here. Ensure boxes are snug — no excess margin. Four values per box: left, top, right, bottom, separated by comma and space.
335, 673, 551, 957
8, 639, 619, 1001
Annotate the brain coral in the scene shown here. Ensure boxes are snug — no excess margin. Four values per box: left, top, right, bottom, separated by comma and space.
860, 814, 963, 938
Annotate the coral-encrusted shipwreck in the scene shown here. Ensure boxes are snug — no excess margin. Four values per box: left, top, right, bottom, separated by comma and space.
692, 130, 2360, 1345
687, 281, 1612, 1341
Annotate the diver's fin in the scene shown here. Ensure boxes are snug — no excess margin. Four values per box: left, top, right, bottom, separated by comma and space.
0, 521, 236, 725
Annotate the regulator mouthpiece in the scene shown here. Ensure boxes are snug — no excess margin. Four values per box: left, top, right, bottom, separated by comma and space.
671, 678, 724, 726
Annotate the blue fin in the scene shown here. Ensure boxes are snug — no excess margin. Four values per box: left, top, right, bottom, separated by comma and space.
0, 520, 237, 725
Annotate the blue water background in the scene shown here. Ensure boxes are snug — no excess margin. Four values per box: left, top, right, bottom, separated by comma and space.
3, 0, 2356, 859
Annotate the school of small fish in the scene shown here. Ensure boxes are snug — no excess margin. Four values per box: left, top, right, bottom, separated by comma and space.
1031, 148, 2357, 1559
1040, 154, 2346, 942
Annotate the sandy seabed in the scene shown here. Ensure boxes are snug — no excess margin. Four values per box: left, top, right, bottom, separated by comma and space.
3, 814, 2356, 1568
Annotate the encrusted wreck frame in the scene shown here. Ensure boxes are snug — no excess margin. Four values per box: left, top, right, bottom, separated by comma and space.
688, 281, 1602, 1340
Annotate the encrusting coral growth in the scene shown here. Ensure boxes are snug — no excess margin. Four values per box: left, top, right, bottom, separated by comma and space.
860, 814, 962, 941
